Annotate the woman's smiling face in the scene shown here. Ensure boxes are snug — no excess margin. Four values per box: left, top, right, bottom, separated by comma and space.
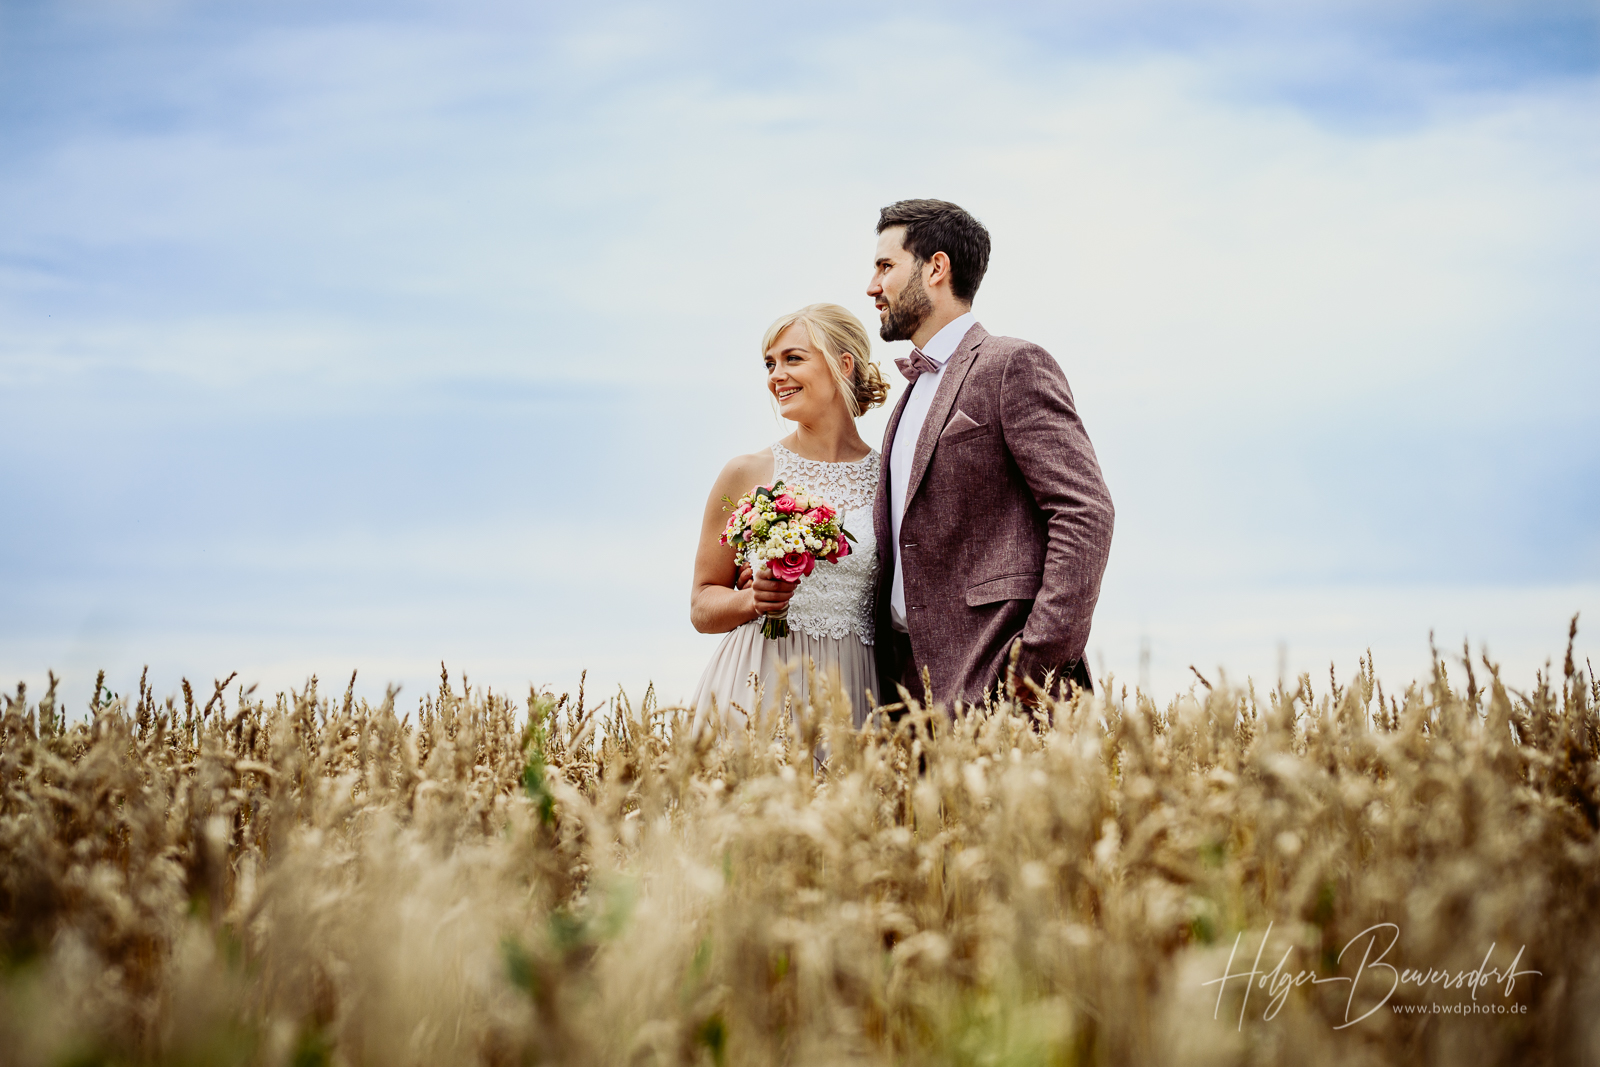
764, 322, 849, 423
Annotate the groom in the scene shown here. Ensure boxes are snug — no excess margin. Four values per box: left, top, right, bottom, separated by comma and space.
869, 199, 1114, 710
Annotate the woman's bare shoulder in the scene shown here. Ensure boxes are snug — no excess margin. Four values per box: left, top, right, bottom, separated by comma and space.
712, 447, 775, 493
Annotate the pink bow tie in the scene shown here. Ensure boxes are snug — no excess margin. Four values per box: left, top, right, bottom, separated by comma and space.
895, 348, 939, 383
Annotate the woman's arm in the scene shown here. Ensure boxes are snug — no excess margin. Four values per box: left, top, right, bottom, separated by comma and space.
690, 452, 797, 633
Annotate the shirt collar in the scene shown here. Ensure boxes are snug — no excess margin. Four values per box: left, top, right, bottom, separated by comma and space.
919, 311, 978, 366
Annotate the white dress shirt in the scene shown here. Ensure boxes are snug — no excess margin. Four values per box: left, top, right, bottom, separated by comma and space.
889, 311, 977, 631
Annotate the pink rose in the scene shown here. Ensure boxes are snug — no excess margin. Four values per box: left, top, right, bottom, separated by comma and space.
737, 502, 752, 515
824, 536, 852, 564
773, 494, 800, 514
803, 505, 835, 524
769, 551, 815, 582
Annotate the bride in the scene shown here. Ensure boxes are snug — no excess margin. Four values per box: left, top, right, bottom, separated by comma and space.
689, 303, 889, 729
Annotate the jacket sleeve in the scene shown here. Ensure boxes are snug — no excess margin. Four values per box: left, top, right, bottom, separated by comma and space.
998, 343, 1114, 679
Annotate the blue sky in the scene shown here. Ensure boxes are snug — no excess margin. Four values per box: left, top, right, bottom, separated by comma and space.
3, 0, 1597, 712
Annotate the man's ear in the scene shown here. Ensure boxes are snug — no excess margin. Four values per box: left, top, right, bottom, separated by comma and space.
926, 250, 952, 291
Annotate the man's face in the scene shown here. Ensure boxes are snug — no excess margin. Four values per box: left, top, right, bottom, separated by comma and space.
868, 226, 932, 344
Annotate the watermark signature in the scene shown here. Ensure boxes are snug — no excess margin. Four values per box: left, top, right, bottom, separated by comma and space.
1201, 922, 1541, 1029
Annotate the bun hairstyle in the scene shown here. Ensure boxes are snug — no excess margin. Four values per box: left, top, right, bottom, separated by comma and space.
761, 303, 890, 418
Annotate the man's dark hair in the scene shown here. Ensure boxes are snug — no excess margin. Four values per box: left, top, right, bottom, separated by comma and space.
876, 199, 991, 304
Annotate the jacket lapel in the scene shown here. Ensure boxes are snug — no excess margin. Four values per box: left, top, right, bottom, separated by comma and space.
874, 383, 916, 552
905, 323, 987, 506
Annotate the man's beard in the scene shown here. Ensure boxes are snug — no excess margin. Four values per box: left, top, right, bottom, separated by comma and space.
879, 271, 932, 342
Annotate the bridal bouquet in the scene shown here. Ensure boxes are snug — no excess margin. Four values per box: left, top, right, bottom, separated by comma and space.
721, 479, 855, 639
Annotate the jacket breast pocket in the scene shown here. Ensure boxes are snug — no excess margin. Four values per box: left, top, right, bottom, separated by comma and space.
939, 422, 991, 446
965, 572, 1043, 607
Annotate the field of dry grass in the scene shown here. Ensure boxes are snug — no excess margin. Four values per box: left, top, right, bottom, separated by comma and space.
2, 627, 1597, 1066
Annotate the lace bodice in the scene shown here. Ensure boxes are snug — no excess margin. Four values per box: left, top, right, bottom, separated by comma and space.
772, 441, 879, 645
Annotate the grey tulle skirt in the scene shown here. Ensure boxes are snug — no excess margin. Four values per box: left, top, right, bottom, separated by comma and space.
690, 619, 876, 732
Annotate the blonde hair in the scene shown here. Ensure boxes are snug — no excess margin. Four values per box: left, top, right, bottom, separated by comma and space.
760, 303, 890, 418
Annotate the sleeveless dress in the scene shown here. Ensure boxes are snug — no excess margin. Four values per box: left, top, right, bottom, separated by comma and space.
691, 442, 880, 729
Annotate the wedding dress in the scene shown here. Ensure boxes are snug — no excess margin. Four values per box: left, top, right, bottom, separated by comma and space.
691, 442, 880, 729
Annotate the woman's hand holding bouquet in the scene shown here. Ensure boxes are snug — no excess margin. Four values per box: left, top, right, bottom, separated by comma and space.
720, 479, 854, 639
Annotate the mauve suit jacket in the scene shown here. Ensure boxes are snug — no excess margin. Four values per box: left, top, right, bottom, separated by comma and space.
872, 322, 1114, 708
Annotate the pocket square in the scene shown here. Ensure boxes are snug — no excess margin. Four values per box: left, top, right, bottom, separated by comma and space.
941, 409, 985, 438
